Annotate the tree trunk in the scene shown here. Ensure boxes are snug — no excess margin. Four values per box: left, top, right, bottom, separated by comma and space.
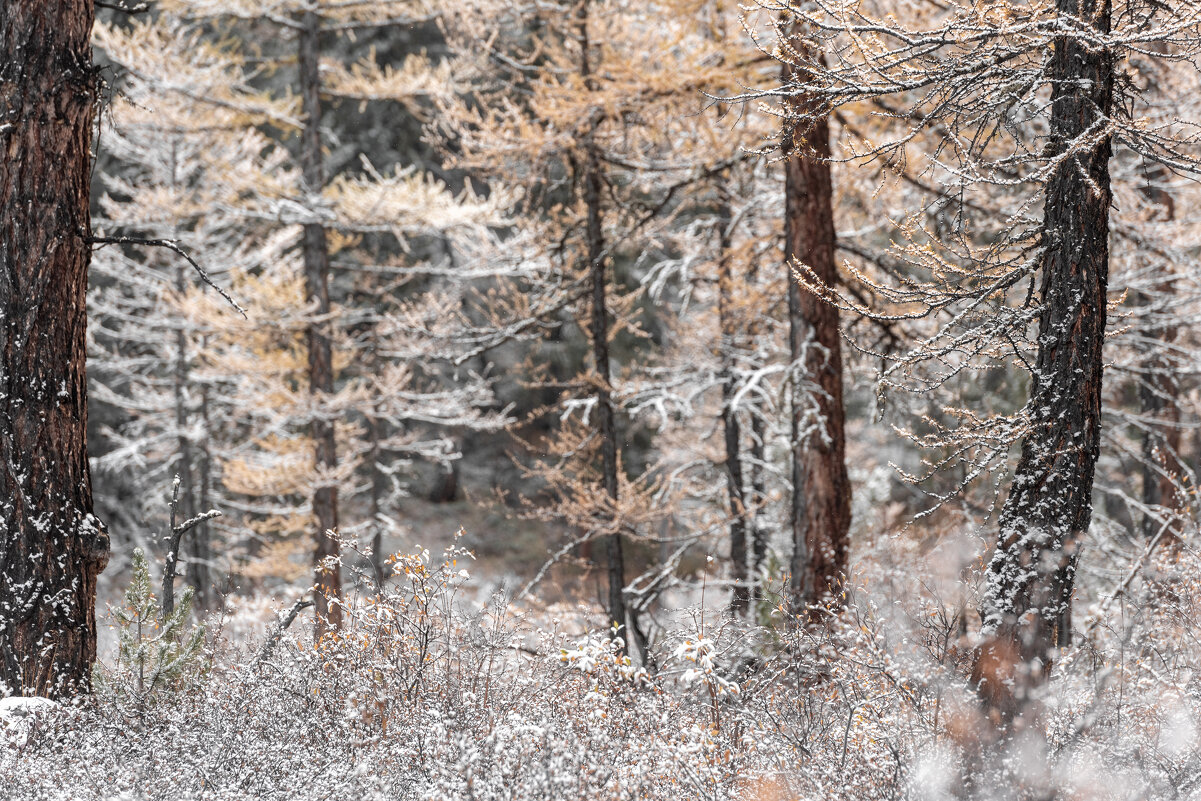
1137, 165, 1183, 541
974, 0, 1113, 722
585, 148, 631, 646
172, 260, 200, 606
0, 0, 109, 698
750, 413, 768, 604
190, 379, 214, 610
298, 9, 342, 635
577, 0, 641, 657
781, 41, 852, 614
716, 196, 750, 614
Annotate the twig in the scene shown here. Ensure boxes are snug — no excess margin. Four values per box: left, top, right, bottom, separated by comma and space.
1083, 525, 1171, 637
255, 597, 315, 666
86, 233, 247, 318
95, 0, 150, 11
162, 475, 223, 619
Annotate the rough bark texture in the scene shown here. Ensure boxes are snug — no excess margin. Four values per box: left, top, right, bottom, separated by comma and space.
298, 10, 342, 635
782, 46, 852, 613
0, 0, 109, 698
974, 0, 1114, 722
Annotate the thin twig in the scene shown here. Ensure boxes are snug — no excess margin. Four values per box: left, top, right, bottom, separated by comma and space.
162, 475, 223, 619
86, 233, 248, 318
255, 597, 315, 666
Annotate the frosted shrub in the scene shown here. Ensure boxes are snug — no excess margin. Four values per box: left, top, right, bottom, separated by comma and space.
6, 540, 1201, 800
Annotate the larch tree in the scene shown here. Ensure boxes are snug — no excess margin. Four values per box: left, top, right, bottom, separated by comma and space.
779, 22, 851, 615
752, 0, 1201, 722
439, 0, 738, 652
0, 0, 110, 698
90, 18, 297, 611
158, 0, 505, 632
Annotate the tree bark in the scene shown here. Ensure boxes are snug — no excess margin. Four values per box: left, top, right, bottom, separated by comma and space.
1137, 166, 1183, 541
172, 260, 203, 608
577, 0, 641, 657
974, 0, 1113, 722
0, 0, 109, 698
189, 379, 214, 610
298, 9, 342, 635
716, 197, 750, 614
781, 42, 852, 614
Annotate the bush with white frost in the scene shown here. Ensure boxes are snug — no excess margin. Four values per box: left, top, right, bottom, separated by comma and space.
3, 537, 1201, 800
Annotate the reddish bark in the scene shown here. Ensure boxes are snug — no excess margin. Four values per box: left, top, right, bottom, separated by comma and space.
0, 0, 109, 698
298, 9, 342, 635
782, 45, 852, 614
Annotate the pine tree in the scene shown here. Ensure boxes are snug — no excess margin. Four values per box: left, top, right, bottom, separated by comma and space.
0, 0, 109, 699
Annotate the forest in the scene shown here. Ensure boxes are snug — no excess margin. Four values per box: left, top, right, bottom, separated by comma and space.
2, 0, 1201, 798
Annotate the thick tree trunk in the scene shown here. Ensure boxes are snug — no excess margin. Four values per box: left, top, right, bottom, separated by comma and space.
0, 0, 109, 698
974, 0, 1113, 722
298, 10, 342, 635
781, 44, 852, 614
716, 198, 750, 614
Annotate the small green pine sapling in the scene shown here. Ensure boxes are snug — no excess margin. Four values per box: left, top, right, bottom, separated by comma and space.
104, 547, 207, 701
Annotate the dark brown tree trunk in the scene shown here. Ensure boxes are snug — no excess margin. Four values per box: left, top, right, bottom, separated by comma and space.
577, 0, 641, 656
716, 198, 750, 614
974, 0, 1113, 722
172, 260, 201, 606
0, 0, 109, 698
585, 149, 630, 645
781, 43, 852, 614
298, 9, 341, 635
189, 379, 213, 610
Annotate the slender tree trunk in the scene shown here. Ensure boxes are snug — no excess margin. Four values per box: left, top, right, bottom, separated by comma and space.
1140, 331, 1183, 540
368, 395, 386, 589
298, 9, 342, 634
172, 260, 199, 603
577, 0, 641, 656
716, 196, 750, 614
190, 380, 214, 610
781, 40, 852, 614
585, 148, 630, 643
1137, 167, 1183, 541
749, 413, 768, 603
974, 0, 1113, 722
0, 0, 109, 698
